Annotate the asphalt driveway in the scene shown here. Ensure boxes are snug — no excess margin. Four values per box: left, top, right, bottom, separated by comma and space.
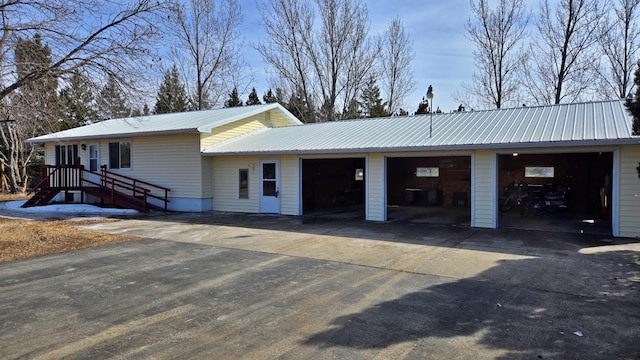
1, 213, 639, 359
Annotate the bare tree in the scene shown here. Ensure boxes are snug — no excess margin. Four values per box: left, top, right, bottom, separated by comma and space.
257, 0, 379, 122
170, 0, 245, 110
0, 0, 167, 193
463, 0, 530, 109
597, 0, 640, 99
380, 17, 415, 115
258, 0, 316, 121
525, 0, 606, 105
0, 0, 167, 101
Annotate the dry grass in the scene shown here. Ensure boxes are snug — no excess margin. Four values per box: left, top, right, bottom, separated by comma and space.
0, 217, 139, 263
0, 193, 139, 262
0, 192, 29, 202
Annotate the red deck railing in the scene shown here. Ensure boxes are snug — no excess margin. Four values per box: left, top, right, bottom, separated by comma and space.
28, 165, 170, 211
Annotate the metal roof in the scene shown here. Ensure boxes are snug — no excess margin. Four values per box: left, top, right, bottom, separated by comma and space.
28, 103, 302, 142
203, 100, 640, 155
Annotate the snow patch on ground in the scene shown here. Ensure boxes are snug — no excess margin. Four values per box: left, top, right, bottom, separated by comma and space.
0, 200, 139, 220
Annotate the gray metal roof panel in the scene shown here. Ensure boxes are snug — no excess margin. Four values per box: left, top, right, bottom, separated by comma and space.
27, 103, 301, 143
203, 100, 638, 155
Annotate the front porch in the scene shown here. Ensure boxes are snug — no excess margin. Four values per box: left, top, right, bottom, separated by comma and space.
23, 165, 170, 212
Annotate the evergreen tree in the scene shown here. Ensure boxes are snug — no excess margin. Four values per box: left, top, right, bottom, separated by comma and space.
342, 98, 361, 119
13, 34, 61, 131
246, 87, 262, 105
154, 65, 188, 114
286, 88, 314, 123
626, 61, 640, 135
359, 76, 389, 118
415, 97, 429, 115
397, 108, 409, 116
97, 75, 131, 119
624, 61, 640, 179
131, 104, 151, 117
2, 34, 60, 193
224, 87, 243, 107
59, 72, 98, 129
263, 88, 278, 103
276, 88, 286, 106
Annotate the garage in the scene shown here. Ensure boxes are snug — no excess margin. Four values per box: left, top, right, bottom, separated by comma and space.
497, 152, 613, 234
301, 158, 366, 217
386, 156, 471, 225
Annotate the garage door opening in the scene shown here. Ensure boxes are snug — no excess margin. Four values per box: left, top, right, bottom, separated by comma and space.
386, 156, 471, 225
498, 152, 613, 234
302, 158, 365, 218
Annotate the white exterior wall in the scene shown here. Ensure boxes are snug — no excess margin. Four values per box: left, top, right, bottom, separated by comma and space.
200, 157, 214, 211
366, 153, 385, 221
619, 144, 640, 238
114, 134, 205, 211
44, 136, 206, 211
212, 156, 261, 213
473, 150, 497, 228
280, 155, 300, 215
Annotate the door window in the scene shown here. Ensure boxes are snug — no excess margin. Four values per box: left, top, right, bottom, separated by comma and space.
262, 163, 277, 196
88, 145, 99, 171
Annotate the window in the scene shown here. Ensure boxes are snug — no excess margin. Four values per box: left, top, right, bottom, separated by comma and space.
416, 167, 439, 177
262, 163, 277, 196
239, 169, 249, 199
525, 166, 554, 178
88, 144, 99, 172
108, 141, 131, 169
54, 144, 78, 165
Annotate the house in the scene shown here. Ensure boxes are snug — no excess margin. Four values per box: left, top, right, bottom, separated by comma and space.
28, 100, 640, 238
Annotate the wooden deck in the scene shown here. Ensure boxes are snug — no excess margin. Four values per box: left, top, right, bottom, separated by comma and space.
23, 165, 170, 212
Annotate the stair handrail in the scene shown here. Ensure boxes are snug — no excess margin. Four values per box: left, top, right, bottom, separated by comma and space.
28, 165, 83, 195
26, 165, 169, 211
27, 166, 56, 195
96, 166, 170, 210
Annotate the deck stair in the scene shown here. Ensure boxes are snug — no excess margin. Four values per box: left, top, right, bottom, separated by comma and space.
23, 165, 170, 212
22, 187, 61, 208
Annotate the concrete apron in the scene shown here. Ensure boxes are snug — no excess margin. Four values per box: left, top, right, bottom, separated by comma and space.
80, 213, 639, 297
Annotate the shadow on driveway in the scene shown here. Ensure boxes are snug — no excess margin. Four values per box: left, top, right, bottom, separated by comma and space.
304, 250, 640, 359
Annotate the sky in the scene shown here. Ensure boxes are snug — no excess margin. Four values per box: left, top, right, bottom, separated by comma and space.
237, 0, 479, 114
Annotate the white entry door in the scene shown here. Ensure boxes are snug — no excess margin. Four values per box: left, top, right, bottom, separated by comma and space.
260, 160, 280, 213
86, 143, 101, 185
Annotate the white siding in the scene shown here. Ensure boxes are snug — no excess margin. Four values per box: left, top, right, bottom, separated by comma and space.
367, 153, 385, 221
280, 155, 300, 215
619, 145, 640, 238
212, 156, 260, 213
201, 157, 214, 199
107, 134, 203, 199
473, 150, 497, 228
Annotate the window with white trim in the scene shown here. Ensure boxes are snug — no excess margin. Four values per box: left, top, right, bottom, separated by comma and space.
239, 169, 249, 199
108, 141, 131, 169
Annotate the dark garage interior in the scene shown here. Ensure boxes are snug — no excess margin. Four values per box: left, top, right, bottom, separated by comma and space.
386, 156, 472, 225
302, 158, 365, 217
498, 152, 613, 234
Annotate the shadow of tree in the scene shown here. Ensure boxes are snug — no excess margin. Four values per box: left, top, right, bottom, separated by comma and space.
304, 250, 640, 359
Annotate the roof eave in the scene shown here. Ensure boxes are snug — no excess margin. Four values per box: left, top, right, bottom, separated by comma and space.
201, 138, 640, 156
27, 128, 201, 143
